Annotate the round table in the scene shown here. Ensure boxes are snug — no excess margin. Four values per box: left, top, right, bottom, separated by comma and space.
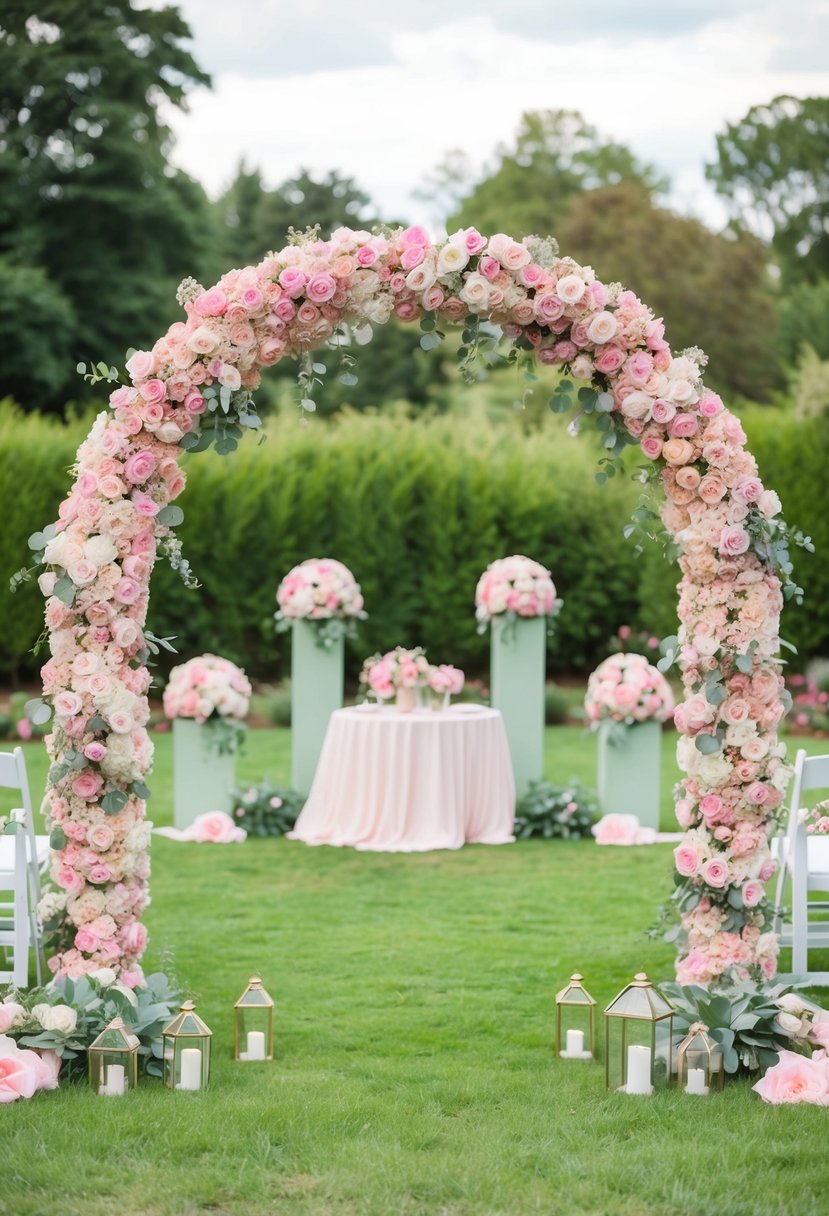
288, 704, 516, 852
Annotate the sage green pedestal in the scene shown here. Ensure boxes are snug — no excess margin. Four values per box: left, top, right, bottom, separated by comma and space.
490, 615, 545, 799
596, 719, 661, 831
291, 620, 344, 794
173, 718, 235, 830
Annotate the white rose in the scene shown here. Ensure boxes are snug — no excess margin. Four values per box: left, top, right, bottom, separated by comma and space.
725, 720, 757, 748
775, 1011, 805, 1037
156, 422, 185, 444
697, 754, 734, 786
619, 391, 654, 420
405, 264, 436, 293
437, 243, 469, 275
570, 354, 594, 380
586, 311, 618, 345
84, 535, 118, 568
89, 967, 117, 987
362, 298, 393, 326
37, 571, 57, 597
33, 1003, 77, 1035
458, 273, 491, 310
777, 993, 808, 1015
555, 274, 586, 305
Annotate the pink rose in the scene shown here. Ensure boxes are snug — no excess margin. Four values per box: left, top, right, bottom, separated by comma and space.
742, 880, 764, 908
139, 379, 167, 406
126, 350, 155, 381
305, 272, 337, 303
123, 450, 157, 485
194, 287, 228, 317
72, 771, 103, 800
753, 1050, 829, 1105
188, 810, 247, 844
674, 844, 701, 877
592, 814, 648, 846
88, 824, 115, 852
114, 577, 141, 604
83, 741, 107, 762
718, 525, 750, 557
0, 1040, 41, 1102
701, 857, 730, 888
88, 864, 112, 885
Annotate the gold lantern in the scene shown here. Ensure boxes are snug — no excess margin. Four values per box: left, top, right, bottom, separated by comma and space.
676, 1021, 724, 1094
555, 972, 596, 1059
604, 972, 674, 1094
88, 1016, 139, 1096
234, 975, 274, 1061
162, 999, 212, 1091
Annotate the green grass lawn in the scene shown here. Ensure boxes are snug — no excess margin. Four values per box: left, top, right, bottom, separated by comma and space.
3, 728, 829, 1216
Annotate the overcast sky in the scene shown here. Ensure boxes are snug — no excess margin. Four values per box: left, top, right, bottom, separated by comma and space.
143, 0, 829, 232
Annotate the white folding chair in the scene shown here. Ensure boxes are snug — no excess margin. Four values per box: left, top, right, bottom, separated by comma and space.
0, 747, 49, 986
773, 748, 829, 985
0, 811, 32, 986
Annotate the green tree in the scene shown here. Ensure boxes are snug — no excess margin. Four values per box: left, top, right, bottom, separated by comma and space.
440, 109, 667, 236
215, 160, 269, 269
778, 278, 829, 365
556, 181, 780, 401
0, 1, 215, 408
252, 168, 376, 255
706, 95, 829, 284
0, 259, 76, 409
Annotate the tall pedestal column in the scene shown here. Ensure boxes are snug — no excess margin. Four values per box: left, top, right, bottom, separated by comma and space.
291, 620, 344, 795
490, 615, 546, 799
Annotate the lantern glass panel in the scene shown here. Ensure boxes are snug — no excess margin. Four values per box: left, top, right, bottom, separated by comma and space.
162, 1001, 212, 1091
555, 973, 596, 1057
604, 974, 674, 1091
88, 1018, 139, 1095
234, 976, 275, 1061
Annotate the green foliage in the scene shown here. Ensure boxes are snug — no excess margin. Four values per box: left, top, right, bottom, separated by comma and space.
779, 279, 829, 365
706, 95, 829, 285
544, 683, 570, 726
446, 109, 667, 236
556, 181, 781, 402
661, 980, 806, 1076
3, 970, 181, 1078
0, 260, 76, 409
2, 396, 827, 682
0, 1, 216, 407
230, 778, 304, 838
261, 683, 292, 728
513, 777, 598, 840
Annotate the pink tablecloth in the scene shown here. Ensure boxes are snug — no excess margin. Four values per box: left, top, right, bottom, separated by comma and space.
288, 705, 515, 852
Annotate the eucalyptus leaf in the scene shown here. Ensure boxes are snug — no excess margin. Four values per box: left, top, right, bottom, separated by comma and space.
695, 733, 722, 755
25, 697, 52, 726
156, 505, 184, 527
53, 576, 75, 605
101, 790, 128, 815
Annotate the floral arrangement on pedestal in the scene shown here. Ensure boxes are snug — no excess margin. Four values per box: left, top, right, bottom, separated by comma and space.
14, 219, 811, 986
163, 654, 251, 754
584, 653, 675, 733
274, 558, 366, 648
0, 970, 181, 1086
474, 555, 560, 633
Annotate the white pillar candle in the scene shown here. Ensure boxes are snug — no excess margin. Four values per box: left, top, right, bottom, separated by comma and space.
105, 1064, 125, 1096
565, 1029, 584, 1055
179, 1047, 202, 1091
246, 1031, 266, 1060
625, 1044, 653, 1094
685, 1067, 709, 1096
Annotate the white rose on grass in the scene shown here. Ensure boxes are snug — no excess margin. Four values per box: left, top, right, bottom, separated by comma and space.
32, 1003, 77, 1035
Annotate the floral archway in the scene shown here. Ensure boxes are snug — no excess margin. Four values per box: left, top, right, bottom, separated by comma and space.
27, 224, 803, 990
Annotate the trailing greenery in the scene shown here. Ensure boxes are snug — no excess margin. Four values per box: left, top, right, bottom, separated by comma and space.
513, 778, 598, 840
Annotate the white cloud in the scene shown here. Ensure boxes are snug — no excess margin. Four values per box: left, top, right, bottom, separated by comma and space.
155, 7, 829, 234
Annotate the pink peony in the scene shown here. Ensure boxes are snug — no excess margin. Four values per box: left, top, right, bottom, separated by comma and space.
592, 814, 654, 846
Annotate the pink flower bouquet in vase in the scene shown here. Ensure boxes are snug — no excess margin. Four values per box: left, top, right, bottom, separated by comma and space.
426, 664, 465, 711
476, 555, 561, 798
584, 652, 675, 832
359, 647, 431, 713
275, 558, 365, 793
163, 654, 251, 830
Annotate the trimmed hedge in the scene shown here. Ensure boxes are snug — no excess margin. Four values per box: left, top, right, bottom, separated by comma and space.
0, 400, 825, 683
